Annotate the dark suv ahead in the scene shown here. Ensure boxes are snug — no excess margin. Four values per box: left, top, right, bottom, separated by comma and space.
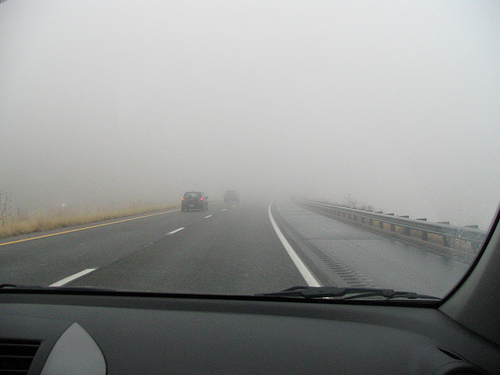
224, 190, 239, 203
181, 192, 208, 211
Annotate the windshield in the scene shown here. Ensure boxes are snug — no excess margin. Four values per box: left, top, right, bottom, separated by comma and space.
0, 1, 499, 301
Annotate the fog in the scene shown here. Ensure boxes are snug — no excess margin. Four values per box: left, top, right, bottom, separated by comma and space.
1, 1, 499, 228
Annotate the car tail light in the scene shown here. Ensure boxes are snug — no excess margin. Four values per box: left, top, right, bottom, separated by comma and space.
182, 198, 184, 201
200, 197, 203, 201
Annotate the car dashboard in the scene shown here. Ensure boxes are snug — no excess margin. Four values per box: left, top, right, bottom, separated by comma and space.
1, 292, 498, 374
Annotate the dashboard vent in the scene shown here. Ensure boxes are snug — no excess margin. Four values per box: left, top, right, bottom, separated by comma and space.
0, 338, 41, 375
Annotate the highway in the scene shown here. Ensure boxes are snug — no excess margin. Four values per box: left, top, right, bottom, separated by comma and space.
0, 199, 469, 297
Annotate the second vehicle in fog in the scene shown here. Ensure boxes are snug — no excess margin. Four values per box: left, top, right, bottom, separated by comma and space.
224, 190, 239, 203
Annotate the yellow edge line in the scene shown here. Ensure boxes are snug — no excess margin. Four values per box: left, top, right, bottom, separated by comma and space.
0, 209, 180, 247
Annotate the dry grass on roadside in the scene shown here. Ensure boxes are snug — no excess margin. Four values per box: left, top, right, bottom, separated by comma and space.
0, 203, 179, 239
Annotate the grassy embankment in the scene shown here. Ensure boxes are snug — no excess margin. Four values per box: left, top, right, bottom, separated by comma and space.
0, 203, 179, 239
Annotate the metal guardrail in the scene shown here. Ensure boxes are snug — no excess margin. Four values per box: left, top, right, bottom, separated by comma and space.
295, 199, 487, 255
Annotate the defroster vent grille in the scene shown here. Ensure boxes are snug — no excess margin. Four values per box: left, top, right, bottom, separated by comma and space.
0, 338, 41, 375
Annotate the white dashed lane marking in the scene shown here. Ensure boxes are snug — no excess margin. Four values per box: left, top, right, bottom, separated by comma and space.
166, 227, 185, 235
50, 268, 97, 287
204, 215, 213, 219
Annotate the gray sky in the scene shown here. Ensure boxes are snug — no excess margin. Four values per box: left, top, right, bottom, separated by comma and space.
1, 0, 499, 228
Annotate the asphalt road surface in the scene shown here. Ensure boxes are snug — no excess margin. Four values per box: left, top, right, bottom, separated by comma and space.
0, 199, 470, 297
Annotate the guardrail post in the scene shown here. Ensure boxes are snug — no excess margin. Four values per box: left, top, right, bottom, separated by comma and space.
416, 218, 428, 241
400, 216, 410, 236
462, 225, 479, 253
443, 235, 450, 247
385, 214, 395, 231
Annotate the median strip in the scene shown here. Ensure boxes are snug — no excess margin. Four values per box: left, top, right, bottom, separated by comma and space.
50, 268, 97, 287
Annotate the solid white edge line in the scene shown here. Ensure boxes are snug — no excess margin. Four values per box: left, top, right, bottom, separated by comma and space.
268, 202, 321, 287
167, 227, 185, 235
50, 268, 97, 287
204, 215, 213, 218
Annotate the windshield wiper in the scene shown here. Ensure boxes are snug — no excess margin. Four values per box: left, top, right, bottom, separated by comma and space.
0, 284, 115, 292
256, 286, 440, 300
